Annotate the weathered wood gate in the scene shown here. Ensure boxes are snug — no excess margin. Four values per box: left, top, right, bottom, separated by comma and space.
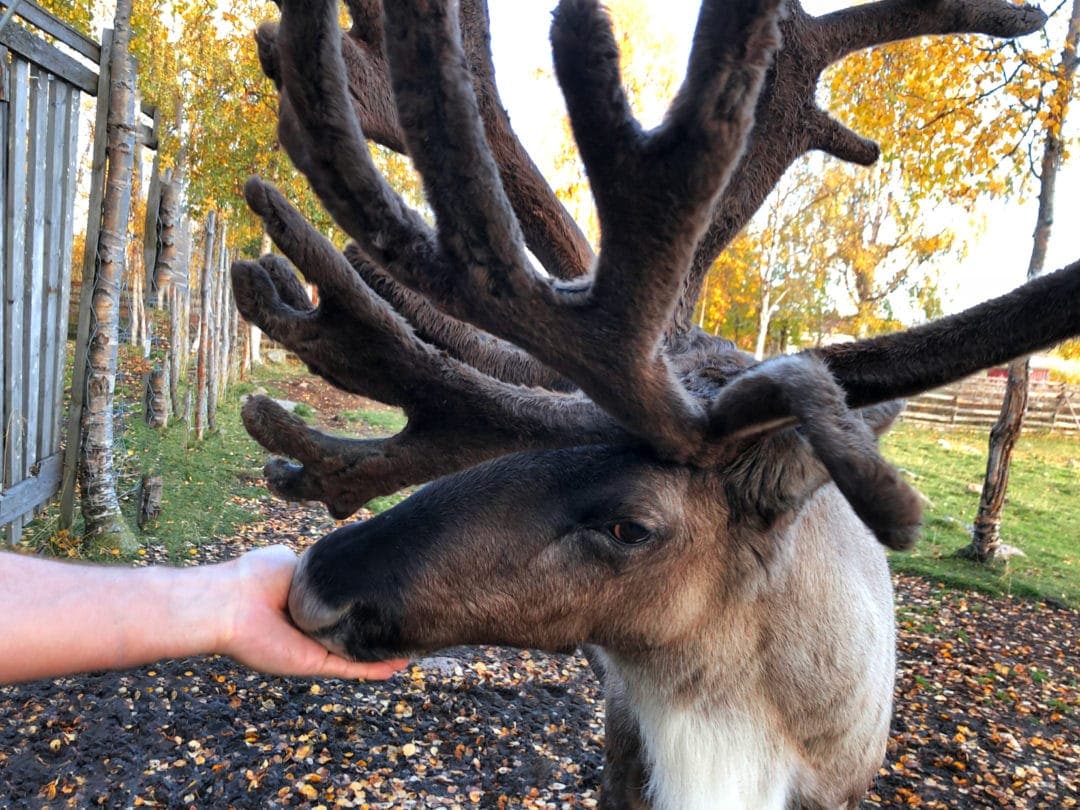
0, 2, 88, 545
0, 1, 156, 545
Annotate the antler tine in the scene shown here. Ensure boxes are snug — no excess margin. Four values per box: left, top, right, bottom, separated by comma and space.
243, 395, 621, 519
672, 0, 1048, 330
456, 0, 595, 281
381, 0, 533, 300
341, 244, 573, 392
234, 177, 631, 516
273, 0, 441, 294
243, 392, 628, 519
551, 0, 781, 322
818, 260, 1080, 406
810, 0, 1048, 70
264, 0, 596, 280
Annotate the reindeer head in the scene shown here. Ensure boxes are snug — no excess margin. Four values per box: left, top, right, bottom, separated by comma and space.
236, 0, 1076, 804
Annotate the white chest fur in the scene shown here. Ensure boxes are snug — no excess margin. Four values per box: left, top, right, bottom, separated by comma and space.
631, 694, 795, 810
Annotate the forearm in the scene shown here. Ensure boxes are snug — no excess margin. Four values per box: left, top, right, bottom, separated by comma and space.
0, 552, 226, 684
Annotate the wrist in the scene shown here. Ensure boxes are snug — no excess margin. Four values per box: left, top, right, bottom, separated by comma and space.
160, 562, 239, 660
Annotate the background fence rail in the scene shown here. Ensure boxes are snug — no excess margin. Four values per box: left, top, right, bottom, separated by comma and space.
902, 377, 1080, 434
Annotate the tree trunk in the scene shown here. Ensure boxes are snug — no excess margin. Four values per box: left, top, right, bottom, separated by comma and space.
753, 287, 786, 361
154, 170, 182, 307
215, 222, 230, 405
207, 219, 225, 431
129, 255, 143, 347
128, 133, 145, 349
143, 366, 168, 429
137, 474, 163, 530
168, 285, 183, 417
222, 248, 237, 389
80, 0, 137, 552
965, 0, 1080, 562
195, 210, 216, 442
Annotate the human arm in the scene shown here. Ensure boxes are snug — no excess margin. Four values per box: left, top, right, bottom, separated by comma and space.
0, 545, 409, 684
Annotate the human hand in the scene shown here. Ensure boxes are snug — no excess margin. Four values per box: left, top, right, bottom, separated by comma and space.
215, 545, 410, 679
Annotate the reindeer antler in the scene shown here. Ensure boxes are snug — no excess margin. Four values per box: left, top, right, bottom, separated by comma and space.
235, 0, 1078, 550
265, 0, 783, 460
234, 177, 628, 517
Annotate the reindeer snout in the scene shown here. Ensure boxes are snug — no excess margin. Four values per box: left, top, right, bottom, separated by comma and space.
287, 549, 350, 637
286, 542, 411, 662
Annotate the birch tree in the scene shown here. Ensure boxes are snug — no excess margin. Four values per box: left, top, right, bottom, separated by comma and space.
965, 0, 1080, 561
79, 0, 137, 552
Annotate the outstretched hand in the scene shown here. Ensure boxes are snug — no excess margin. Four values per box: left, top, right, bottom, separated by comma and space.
216, 545, 410, 680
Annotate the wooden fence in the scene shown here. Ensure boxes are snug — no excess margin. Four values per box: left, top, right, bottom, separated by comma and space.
0, 1, 154, 545
902, 377, 1080, 434
0, 3, 87, 544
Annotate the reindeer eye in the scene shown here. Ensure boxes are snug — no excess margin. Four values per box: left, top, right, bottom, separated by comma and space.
607, 521, 653, 545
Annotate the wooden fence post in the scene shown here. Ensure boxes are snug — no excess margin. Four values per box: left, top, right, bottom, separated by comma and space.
194, 209, 215, 442
168, 284, 182, 417
3, 55, 30, 544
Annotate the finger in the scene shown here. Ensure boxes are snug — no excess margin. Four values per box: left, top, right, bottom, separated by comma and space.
316, 654, 410, 680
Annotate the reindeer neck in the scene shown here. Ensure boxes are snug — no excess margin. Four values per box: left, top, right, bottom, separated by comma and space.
602, 648, 798, 810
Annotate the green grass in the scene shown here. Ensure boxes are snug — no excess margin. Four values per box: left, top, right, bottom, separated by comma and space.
340, 408, 408, 433
21, 358, 270, 562
110, 391, 269, 562
881, 422, 1080, 607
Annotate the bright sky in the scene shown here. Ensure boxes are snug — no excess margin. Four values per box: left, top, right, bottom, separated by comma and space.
487, 0, 1080, 318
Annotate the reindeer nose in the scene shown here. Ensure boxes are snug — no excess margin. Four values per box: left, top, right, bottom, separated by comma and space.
288, 548, 350, 636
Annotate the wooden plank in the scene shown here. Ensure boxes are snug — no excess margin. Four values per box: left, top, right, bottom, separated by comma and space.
0, 21, 96, 95
0, 451, 61, 524
38, 71, 64, 462
0, 47, 7, 488
51, 80, 78, 455
137, 120, 156, 149
3, 56, 29, 544
22, 65, 47, 483
59, 28, 111, 529
0, 0, 99, 62
0, 46, 7, 538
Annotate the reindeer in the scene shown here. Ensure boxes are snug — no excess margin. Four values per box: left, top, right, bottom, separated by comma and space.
232, 0, 1078, 806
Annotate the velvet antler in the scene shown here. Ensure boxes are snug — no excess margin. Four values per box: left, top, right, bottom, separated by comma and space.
234, 0, 1078, 550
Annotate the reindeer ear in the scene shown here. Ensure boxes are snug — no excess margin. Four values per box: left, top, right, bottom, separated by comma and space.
721, 431, 828, 538
860, 400, 904, 437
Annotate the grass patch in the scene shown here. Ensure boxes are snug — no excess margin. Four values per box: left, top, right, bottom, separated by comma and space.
111, 394, 268, 562
341, 408, 408, 433
21, 350, 270, 563
882, 422, 1080, 608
